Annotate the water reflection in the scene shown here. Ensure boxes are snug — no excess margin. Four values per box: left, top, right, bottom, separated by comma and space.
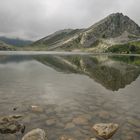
0, 54, 140, 140
35, 55, 140, 91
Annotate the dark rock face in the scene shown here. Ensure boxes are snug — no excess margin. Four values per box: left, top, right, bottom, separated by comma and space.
80, 13, 140, 47
89, 13, 140, 38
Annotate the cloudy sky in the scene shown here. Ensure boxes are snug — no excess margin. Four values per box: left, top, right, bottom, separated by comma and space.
0, 0, 139, 40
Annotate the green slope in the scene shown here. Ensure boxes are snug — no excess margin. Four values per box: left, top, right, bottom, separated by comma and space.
106, 41, 140, 54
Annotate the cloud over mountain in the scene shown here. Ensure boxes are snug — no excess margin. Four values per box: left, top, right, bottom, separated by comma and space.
0, 0, 140, 40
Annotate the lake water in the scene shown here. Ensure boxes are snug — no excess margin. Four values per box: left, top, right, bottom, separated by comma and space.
0, 52, 140, 140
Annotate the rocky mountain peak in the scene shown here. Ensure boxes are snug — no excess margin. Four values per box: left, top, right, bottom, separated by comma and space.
32, 13, 140, 51
107, 12, 124, 18
79, 13, 140, 47
88, 13, 140, 38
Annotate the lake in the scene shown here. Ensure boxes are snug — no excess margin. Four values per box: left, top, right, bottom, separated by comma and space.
0, 52, 140, 140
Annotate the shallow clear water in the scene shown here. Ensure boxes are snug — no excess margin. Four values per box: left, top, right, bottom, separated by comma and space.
0, 53, 140, 140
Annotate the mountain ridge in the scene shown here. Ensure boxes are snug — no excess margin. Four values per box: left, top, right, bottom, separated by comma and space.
0, 41, 16, 51
27, 13, 140, 53
0, 36, 32, 47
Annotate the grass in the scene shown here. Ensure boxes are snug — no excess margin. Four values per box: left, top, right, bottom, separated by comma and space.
106, 41, 140, 54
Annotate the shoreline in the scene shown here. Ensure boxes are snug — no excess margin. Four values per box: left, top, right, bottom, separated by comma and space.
0, 51, 140, 56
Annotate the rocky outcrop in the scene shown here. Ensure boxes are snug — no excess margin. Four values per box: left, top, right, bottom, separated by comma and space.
88, 13, 140, 38
78, 13, 140, 48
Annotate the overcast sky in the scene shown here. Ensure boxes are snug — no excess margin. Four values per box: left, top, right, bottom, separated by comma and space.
0, 0, 139, 40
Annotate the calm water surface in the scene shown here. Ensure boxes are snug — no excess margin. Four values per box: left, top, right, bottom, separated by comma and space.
0, 53, 140, 140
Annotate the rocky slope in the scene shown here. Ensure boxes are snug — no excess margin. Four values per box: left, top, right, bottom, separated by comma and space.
30, 13, 140, 53
30, 29, 83, 51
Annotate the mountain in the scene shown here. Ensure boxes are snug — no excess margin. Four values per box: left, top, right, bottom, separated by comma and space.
30, 13, 140, 53
0, 37, 32, 47
0, 41, 16, 51
28, 29, 83, 51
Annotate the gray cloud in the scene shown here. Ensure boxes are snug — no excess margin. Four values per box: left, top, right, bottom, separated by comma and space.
0, 0, 139, 40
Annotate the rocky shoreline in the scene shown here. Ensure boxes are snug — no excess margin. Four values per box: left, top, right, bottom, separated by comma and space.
21, 122, 119, 140
0, 109, 119, 140
0, 104, 139, 140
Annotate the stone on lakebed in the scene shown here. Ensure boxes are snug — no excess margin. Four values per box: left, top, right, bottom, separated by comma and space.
92, 123, 119, 139
22, 128, 47, 140
31, 105, 44, 113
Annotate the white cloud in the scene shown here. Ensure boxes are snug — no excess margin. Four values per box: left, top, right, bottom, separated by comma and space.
0, 0, 139, 40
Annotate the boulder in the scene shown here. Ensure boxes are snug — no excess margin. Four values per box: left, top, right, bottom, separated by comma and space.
92, 123, 119, 139
22, 128, 46, 140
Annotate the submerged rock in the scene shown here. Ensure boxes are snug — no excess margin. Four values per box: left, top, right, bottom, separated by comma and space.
72, 116, 88, 125
46, 119, 56, 126
65, 122, 75, 129
90, 138, 97, 140
13, 107, 17, 111
98, 111, 110, 119
11, 114, 23, 119
59, 135, 76, 140
92, 123, 119, 139
31, 105, 44, 113
22, 128, 46, 140
127, 118, 140, 127
0, 115, 25, 134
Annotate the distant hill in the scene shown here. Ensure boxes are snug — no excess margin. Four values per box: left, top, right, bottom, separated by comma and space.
0, 41, 16, 51
30, 13, 140, 53
0, 37, 32, 47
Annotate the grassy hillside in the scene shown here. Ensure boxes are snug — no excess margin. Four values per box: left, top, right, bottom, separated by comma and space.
106, 41, 140, 54
31, 29, 82, 49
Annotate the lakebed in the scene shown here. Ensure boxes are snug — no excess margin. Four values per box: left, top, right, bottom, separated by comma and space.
0, 52, 140, 140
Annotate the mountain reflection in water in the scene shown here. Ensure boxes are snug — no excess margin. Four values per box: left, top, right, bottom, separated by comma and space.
0, 54, 140, 140
35, 55, 140, 91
